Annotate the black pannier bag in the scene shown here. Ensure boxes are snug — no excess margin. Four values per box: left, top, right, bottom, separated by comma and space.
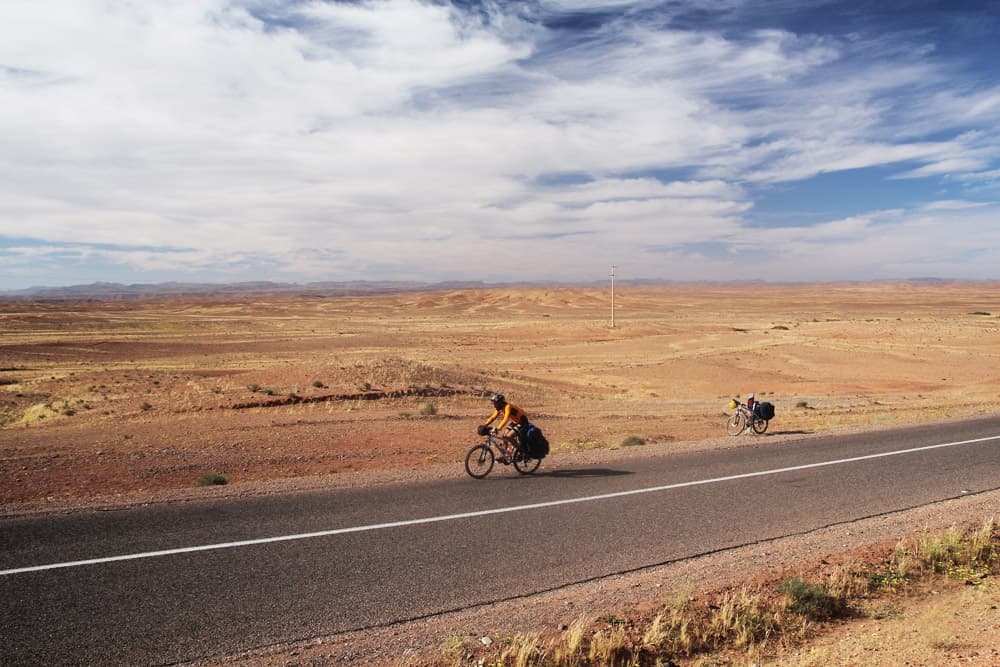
757, 401, 775, 420
524, 424, 549, 458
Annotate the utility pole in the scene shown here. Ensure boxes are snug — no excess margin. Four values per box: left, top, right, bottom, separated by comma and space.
610, 264, 616, 328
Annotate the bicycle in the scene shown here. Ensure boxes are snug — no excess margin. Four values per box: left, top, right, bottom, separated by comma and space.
465, 430, 541, 478
725, 399, 769, 435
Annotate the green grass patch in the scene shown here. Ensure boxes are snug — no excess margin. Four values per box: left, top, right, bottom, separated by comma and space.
781, 577, 842, 620
195, 473, 228, 487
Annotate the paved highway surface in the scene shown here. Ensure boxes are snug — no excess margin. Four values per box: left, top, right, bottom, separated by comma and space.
2, 416, 999, 665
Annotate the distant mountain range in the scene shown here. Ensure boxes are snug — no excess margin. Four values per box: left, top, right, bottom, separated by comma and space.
0, 280, 491, 300
0, 277, 965, 301
0, 279, 624, 301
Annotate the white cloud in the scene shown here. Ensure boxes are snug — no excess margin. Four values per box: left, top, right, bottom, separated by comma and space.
921, 200, 991, 211
1, 0, 999, 288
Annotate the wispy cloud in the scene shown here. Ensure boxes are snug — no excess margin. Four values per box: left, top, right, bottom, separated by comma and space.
1, 0, 999, 288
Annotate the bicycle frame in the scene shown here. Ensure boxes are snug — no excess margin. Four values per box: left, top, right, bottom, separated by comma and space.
465, 430, 540, 478
726, 401, 769, 435
482, 432, 507, 457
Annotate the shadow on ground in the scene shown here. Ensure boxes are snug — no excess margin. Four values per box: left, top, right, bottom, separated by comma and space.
537, 468, 634, 478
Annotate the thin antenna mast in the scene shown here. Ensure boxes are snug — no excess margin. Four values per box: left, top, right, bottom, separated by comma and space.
610, 264, 616, 328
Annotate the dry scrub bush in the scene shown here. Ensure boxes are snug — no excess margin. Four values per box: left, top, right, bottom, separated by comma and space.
824, 560, 873, 601
917, 517, 996, 578
561, 439, 605, 452
968, 517, 998, 565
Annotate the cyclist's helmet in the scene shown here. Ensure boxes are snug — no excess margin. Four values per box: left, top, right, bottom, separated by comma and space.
747, 393, 755, 400
491, 393, 506, 409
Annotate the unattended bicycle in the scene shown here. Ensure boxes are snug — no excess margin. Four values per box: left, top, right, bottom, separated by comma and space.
725, 398, 772, 435
465, 430, 541, 478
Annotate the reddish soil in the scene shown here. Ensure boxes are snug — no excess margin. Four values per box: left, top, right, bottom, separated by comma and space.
3, 282, 998, 510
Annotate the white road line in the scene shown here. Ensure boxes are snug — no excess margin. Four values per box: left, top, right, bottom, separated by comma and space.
3, 434, 998, 577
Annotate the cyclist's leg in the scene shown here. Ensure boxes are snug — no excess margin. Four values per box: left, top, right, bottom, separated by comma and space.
501, 428, 516, 461
512, 423, 530, 458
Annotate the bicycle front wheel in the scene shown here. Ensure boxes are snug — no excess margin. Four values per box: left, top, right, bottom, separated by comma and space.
513, 451, 541, 475
752, 416, 769, 434
465, 444, 494, 479
725, 413, 746, 436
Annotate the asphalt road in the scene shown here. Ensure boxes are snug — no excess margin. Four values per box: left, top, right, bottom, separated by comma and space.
2, 416, 999, 666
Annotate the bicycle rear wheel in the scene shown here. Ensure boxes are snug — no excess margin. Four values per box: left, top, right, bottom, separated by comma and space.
513, 450, 541, 474
465, 444, 494, 478
725, 413, 746, 435
751, 416, 769, 434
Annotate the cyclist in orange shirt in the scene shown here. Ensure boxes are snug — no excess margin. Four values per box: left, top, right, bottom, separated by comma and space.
482, 393, 529, 463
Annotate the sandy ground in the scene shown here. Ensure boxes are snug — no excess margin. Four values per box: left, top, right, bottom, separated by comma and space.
1, 282, 999, 665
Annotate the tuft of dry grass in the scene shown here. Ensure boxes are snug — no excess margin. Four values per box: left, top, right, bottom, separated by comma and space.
498, 631, 544, 667
550, 616, 589, 666
559, 439, 606, 452
587, 623, 628, 665
711, 585, 785, 650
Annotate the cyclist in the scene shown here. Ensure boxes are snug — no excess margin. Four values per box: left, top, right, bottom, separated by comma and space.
482, 393, 529, 463
746, 393, 756, 415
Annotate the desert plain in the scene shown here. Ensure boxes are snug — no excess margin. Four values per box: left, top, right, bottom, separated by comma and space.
2, 282, 1000, 666
2, 281, 999, 509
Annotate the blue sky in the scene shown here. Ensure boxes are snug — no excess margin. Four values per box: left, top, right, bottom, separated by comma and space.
2, 0, 1000, 289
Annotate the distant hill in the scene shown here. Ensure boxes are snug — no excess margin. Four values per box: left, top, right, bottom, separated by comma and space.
0, 279, 605, 301
0, 280, 485, 301
0, 277, 973, 301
